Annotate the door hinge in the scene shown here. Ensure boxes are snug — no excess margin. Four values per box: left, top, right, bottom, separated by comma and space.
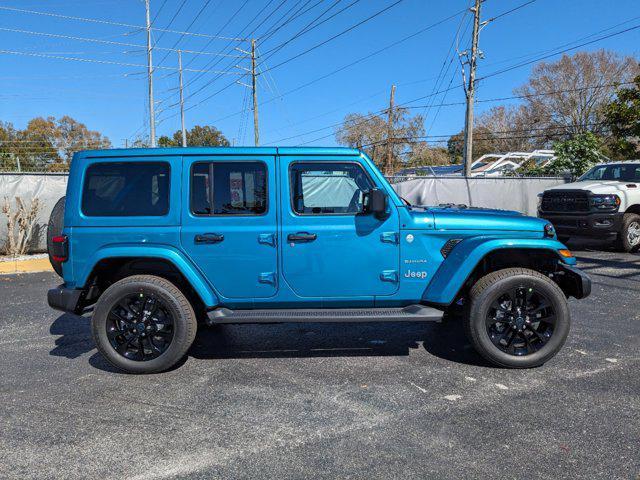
380, 232, 399, 244
258, 272, 277, 285
258, 233, 277, 247
380, 270, 399, 283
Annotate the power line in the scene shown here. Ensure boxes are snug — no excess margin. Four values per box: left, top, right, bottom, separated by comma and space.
0, 49, 245, 74
155, 0, 214, 68
151, 0, 188, 47
268, 81, 632, 145
0, 5, 246, 41
207, 6, 468, 127
259, 0, 360, 60
479, 22, 640, 80
260, 0, 406, 74
0, 27, 244, 57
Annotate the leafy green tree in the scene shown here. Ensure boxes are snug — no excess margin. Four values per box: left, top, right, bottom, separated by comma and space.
158, 125, 230, 147
605, 73, 640, 159
545, 132, 604, 177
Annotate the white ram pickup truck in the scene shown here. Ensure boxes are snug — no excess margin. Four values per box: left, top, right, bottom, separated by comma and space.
538, 161, 640, 252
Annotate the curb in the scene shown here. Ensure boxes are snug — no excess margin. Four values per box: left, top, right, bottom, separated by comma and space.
0, 257, 53, 275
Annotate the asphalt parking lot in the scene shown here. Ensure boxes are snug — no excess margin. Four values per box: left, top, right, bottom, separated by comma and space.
1, 244, 638, 479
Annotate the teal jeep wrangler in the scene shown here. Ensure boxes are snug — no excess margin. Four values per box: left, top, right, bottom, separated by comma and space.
47, 147, 590, 373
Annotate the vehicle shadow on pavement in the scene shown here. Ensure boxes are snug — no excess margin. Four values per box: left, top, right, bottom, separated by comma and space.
49, 314, 489, 373
49, 313, 95, 359
188, 318, 489, 367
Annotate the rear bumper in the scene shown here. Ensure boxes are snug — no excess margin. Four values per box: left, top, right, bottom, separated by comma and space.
539, 211, 623, 238
47, 285, 84, 314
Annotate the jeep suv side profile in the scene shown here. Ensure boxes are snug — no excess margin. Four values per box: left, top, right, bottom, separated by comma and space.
538, 161, 640, 252
47, 147, 590, 373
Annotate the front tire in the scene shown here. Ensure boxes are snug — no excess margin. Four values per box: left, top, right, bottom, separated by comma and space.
92, 275, 197, 374
616, 213, 640, 253
464, 268, 570, 368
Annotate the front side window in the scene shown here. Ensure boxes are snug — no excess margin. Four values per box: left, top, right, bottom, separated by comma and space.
290, 162, 374, 215
191, 161, 267, 215
82, 162, 170, 217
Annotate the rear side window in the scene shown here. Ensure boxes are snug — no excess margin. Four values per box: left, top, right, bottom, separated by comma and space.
82, 162, 170, 217
191, 162, 267, 215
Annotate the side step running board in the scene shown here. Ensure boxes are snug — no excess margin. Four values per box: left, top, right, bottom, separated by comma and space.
206, 304, 443, 325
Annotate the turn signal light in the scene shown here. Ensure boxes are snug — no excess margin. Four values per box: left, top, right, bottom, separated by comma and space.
558, 249, 573, 258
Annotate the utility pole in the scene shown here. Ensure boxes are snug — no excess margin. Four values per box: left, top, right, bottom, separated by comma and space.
384, 84, 396, 176
145, 0, 156, 147
251, 39, 259, 147
178, 49, 187, 147
462, 0, 482, 177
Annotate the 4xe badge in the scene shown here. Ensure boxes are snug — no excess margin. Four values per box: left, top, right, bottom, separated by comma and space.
404, 269, 427, 279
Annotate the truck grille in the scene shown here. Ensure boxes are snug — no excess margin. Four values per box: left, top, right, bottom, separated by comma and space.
541, 191, 590, 213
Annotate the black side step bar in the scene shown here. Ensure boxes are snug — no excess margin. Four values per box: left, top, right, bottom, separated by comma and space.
206, 304, 444, 325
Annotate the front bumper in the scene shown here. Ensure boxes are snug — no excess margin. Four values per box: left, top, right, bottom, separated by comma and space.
557, 264, 591, 299
48, 285, 85, 314
539, 211, 623, 238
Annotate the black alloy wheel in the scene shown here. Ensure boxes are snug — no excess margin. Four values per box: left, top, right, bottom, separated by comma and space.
106, 293, 174, 361
485, 286, 555, 356
92, 275, 197, 374
465, 268, 570, 368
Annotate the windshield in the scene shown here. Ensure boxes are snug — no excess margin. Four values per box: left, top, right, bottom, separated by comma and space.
579, 164, 640, 182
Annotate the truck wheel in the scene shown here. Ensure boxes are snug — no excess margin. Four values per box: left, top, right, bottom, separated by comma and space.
464, 268, 570, 368
617, 213, 640, 253
91, 275, 197, 374
47, 196, 66, 277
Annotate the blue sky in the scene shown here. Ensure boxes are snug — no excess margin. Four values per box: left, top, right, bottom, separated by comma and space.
0, 0, 638, 148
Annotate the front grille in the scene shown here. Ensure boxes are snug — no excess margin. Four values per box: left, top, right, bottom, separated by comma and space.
541, 191, 590, 213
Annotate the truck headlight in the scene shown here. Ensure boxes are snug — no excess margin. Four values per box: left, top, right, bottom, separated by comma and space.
589, 194, 621, 210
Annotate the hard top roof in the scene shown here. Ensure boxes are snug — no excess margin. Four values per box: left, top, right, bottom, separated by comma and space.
75, 146, 362, 159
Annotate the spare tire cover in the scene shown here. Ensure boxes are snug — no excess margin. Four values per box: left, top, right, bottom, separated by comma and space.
47, 196, 66, 278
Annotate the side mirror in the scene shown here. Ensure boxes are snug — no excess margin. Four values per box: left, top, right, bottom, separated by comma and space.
363, 188, 388, 219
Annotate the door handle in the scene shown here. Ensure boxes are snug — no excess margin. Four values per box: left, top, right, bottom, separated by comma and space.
287, 232, 317, 242
194, 233, 224, 244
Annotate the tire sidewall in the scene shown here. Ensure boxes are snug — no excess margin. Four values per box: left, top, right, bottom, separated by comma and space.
620, 213, 640, 253
47, 196, 66, 277
92, 278, 194, 374
469, 273, 570, 368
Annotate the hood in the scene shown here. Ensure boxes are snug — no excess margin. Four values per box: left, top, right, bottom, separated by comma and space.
545, 180, 634, 195
408, 206, 548, 232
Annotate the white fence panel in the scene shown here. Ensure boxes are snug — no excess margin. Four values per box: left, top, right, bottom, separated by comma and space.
392, 177, 567, 216
0, 174, 567, 253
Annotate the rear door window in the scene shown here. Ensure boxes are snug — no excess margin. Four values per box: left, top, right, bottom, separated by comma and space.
82, 162, 170, 217
191, 162, 267, 215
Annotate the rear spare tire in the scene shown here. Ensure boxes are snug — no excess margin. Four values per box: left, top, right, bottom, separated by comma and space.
47, 196, 65, 277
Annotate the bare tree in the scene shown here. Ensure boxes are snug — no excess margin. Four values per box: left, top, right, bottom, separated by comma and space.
476, 105, 535, 152
515, 50, 639, 141
335, 107, 424, 172
2, 197, 41, 255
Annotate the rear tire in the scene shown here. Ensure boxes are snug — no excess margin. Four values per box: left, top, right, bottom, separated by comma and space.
47, 196, 66, 277
616, 213, 640, 253
464, 268, 570, 368
92, 275, 197, 374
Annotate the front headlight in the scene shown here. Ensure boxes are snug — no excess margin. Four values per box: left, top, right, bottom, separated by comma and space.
544, 223, 556, 238
589, 194, 621, 210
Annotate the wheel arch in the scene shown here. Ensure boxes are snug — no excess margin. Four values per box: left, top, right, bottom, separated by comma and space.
79, 246, 219, 309
422, 237, 577, 306
624, 204, 640, 216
